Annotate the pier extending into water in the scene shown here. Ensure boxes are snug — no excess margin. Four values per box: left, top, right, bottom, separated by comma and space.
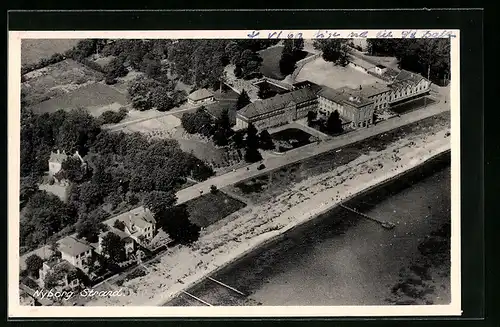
339, 204, 395, 229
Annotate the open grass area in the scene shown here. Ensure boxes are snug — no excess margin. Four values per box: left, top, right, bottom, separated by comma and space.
259, 46, 312, 80
22, 59, 105, 106
28, 82, 128, 115
272, 128, 317, 153
226, 112, 450, 204
295, 57, 382, 90
183, 191, 246, 228
21, 39, 80, 65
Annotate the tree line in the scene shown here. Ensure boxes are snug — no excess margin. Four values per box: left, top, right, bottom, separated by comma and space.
366, 39, 450, 83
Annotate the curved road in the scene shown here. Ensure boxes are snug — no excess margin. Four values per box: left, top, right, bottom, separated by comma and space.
175, 99, 450, 205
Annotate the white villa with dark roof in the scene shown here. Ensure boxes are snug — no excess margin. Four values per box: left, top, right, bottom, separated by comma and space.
57, 235, 93, 272
48, 150, 85, 177
187, 88, 215, 105
102, 206, 157, 245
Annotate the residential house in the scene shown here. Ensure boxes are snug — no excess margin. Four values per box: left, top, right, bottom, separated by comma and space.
187, 88, 215, 105
57, 236, 93, 273
97, 229, 135, 260
38, 258, 81, 290
103, 206, 157, 246
48, 150, 85, 177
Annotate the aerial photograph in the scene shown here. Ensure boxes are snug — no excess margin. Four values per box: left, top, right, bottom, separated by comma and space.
17, 37, 451, 307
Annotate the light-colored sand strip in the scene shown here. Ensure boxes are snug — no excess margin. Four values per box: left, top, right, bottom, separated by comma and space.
85, 124, 450, 307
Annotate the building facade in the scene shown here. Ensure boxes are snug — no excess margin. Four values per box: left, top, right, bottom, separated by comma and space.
387, 70, 431, 104
235, 88, 318, 131
104, 206, 157, 245
317, 87, 375, 128
57, 236, 93, 273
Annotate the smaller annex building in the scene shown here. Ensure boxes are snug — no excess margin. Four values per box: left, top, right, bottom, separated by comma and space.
187, 88, 215, 105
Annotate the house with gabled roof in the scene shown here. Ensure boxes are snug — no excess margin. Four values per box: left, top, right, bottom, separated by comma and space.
187, 88, 215, 105
387, 69, 431, 104
57, 235, 93, 273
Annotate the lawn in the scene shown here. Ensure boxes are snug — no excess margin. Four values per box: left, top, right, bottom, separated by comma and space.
28, 82, 128, 115
227, 112, 450, 204
295, 57, 382, 90
183, 191, 246, 228
21, 39, 80, 66
259, 46, 312, 80
271, 128, 317, 153
22, 59, 105, 106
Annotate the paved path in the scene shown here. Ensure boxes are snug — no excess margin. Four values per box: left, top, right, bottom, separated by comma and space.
175, 102, 450, 206
106, 105, 202, 132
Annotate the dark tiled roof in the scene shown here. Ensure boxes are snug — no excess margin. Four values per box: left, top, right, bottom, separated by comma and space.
394, 69, 424, 84
238, 87, 317, 120
357, 83, 391, 98
58, 236, 92, 257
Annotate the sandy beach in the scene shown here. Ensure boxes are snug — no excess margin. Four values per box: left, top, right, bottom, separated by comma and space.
85, 123, 451, 306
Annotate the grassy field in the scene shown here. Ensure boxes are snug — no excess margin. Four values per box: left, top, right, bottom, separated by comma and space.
183, 191, 246, 228
225, 112, 450, 204
259, 46, 312, 80
295, 57, 382, 89
28, 82, 128, 115
22, 59, 105, 106
21, 39, 80, 66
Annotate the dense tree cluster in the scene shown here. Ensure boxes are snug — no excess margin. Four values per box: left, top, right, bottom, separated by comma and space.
313, 39, 350, 66
98, 108, 128, 125
279, 39, 305, 76
20, 107, 215, 253
366, 39, 450, 83
20, 191, 75, 251
235, 90, 251, 110
325, 110, 344, 134
180, 107, 214, 135
156, 205, 201, 244
127, 76, 186, 111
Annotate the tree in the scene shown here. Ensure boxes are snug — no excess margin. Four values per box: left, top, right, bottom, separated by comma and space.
236, 90, 251, 110
258, 130, 274, 150
245, 123, 259, 149
114, 220, 126, 231
180, 108, 213, 135
60, 156, 86, 183
244, 147, 262, 163
279, 40, 296, 75
157, 205, 200, 244
143, 190, 177, 216
326, 110, 343, 134
313, 39, 350, 66
212, 128, 229, 146
25, 254, 44, 279
231, 130, 245, 148
20, 175, 39, 208
293, 39, 304, 53
76, 208, 108, 243
151, 87, 174, 111
307, 110, 318, 126
105, 57, 128, 83
101, 232, 126, 264
210, 185, 218, 194
234, 65, 243, 78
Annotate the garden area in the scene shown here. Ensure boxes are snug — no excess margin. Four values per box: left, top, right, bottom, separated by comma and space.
271, 128, 318, 153
258, 45, 313, 80
182, 190, 247, 228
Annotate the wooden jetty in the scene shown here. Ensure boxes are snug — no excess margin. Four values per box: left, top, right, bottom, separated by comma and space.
339, 204, 395, 229
181, 290, 213, 306
208, 276, 246, 296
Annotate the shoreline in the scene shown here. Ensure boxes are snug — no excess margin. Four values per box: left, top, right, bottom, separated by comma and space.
85, 125, 451, 307
160, 149, 451, 306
